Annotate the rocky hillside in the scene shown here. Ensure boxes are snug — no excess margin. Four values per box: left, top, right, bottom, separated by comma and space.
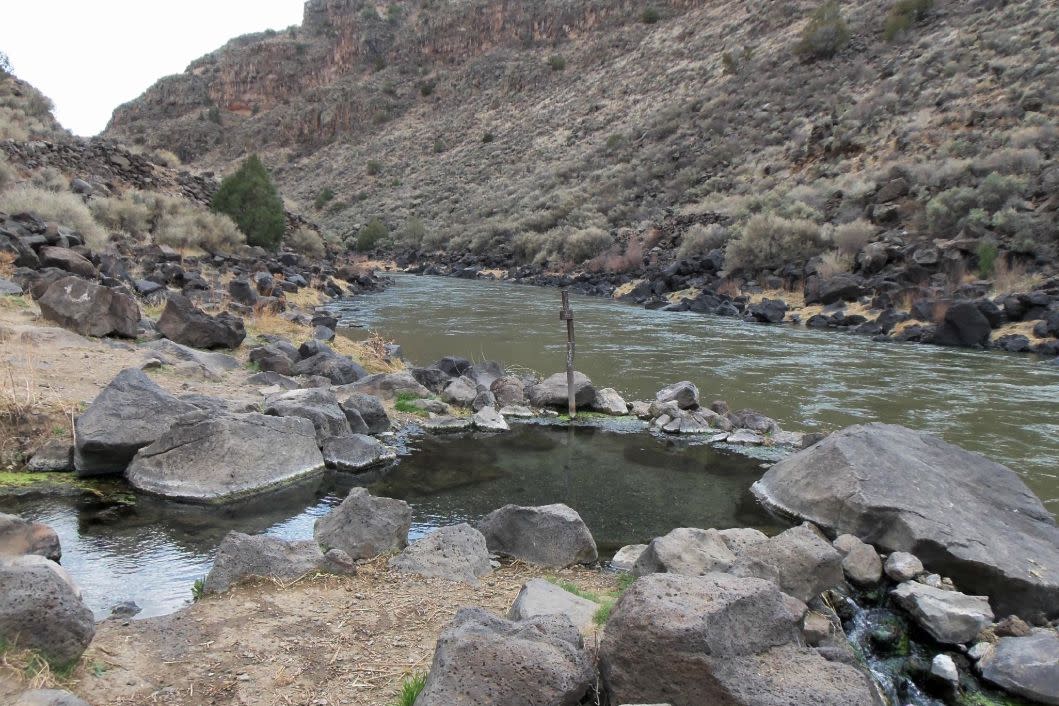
104, 0, 1057, 270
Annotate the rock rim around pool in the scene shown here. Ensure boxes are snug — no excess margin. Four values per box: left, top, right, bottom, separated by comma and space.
388, 523, 492, 585
751, 423, 1059, 621
314, 487, 412, 559
476, 503, 598, 568
126, 412, 326, 502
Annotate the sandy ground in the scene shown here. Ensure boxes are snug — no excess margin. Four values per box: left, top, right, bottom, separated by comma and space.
4, 559, 617, 706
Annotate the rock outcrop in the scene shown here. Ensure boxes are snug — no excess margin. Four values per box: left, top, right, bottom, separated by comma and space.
752, 423, 1059, 620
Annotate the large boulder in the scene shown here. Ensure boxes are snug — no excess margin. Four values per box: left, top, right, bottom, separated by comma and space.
388, 523, 492, 584
509, 578, 600, 630
335, 393, 390, 434
932, 301, 992, 348
891, 581, 994, 644
314, 488, 412, 559
490, 375, 526, 406
655, 381, 699, 409
729, 523, 844, 603
416, 607, 594, 706
264, 388, 352, 442
599, 573, 881, 706
341, 371, 429, 399
38, 276, 138, 338
591, 387, 628, 415
38, 246, 97, 278
0, 513, 60, 561
979, 631, 1059, 705
203, 531, 327, 594
527, 372, 596, 408
441, 376, 479, 406
632, 527, 736, 577
126, 412, 325, 502
74, 368, 198, 475
292, 350, 366, 384
157, 293, 245, 350
752, 423, 1059, 620
0, 555, 95, 666
477, 503, 597, 568
321, 434, 396, 471
141, 339, 239, 380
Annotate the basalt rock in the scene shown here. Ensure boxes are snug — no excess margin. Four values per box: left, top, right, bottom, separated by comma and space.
314, 487, 412, 559
157, 293, 245, 349
527, 372, 596, 408
477, 503, 597, 568
388, 523, 492, 585
0, 513, 61, 561
203, 531, 329, 594
38, 276, 139, 338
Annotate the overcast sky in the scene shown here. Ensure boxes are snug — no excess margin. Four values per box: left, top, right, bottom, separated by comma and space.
0, 1, 305, 137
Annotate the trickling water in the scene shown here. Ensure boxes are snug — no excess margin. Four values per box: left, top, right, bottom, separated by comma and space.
329, 274, 1059, 513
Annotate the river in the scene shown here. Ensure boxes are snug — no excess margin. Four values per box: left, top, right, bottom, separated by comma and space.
330, 273, 1059, 512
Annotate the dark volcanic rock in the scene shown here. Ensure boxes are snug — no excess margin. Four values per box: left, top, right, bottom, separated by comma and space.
932, 301, 992, 348
157, 293, 246, 349
38, 276, 139, 338
752, 423, 1059, 620
477, 503, 597, 568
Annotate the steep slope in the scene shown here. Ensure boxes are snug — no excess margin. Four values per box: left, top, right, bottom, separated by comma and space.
105, 0, 1058, 272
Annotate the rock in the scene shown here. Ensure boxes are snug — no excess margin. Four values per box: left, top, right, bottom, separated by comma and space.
930, 653, 959, 686
932, 301, 992, 348
472, 406, 510, 431
321, 434, 396, 471
420, 415, 473, 433
142, 338, 239, 379
38, 276, 139, 338
509, 578, 599, 629
248, 344, 295, 376
979, 632, 1059, 705
632, 527, 736, 577
314, 487, 412, 559
891, 581, 994, 644
157, 293, 245, 349
811, 273, 867, 305
343, 371, 426, 398
38, 246, 97, 278
995, 614, 1033, 637
477, 503, 598, 568
26, 440, 73, 472
727, 523, 843, 603
293, 350, 366, 384
728, 409, 780, 433
0, 513, 61, 561
655, 381, 699, 409
499, 404, 534, 417
388, 523, 492, 585
441, 376, 479, 406
471, 390, 496, 411
611, 544, 647, 572
802, 611, 833, 645
264, 388, 352, 442
227, 278, 257, 305
432, 356, 472, 378
0, 555, 95, 666
108, 601, 141, 619
416, 607, 594, 706
717, 527, 769, 554
599, 573, 880, 706
527, 371, 596, 408
127, 412, 325, 502
749, 298, 788, 323
204, 531, 327, 594
968, 641, 994, 661
13, 689, 90, 706
884, 551, 923, 582
592, 387, 628, 415
74, 368, 199, 475
875, 177, 909, 203
833, 534, 882, 585
752, 423, 1059, 620
0, 276, 24, 296
490, 375, 525, 406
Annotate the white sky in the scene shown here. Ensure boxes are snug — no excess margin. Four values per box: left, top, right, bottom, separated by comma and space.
0, 1, 305, 137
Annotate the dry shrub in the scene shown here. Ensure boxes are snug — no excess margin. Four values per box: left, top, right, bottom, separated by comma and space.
724, 214, 826, 271
562, 227, 613, 264
150, 149, 181, 168
587, 237, 645, 273
155, 209, 244, 253
0, 151, 15, 190
0, 251, 14, 276
0, 186, 106, 249
832, 219, 875, 255
677, 223, 729, 259
976, 148, 1041, 176
90, 192, 152, 235
817, 250, 853, 278
992, 256, 1043, 295
287, 226, 326, 258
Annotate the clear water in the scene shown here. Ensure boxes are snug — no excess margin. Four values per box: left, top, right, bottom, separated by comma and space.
2, 423, 781, 618
329, 273, 1059, 512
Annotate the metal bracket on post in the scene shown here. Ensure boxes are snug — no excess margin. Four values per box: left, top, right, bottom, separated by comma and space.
560, 289, 576, 418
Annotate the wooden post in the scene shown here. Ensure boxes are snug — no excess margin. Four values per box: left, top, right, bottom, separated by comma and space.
560, 288, 576, 418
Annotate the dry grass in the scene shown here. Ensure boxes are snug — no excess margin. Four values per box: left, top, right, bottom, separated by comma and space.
0, 332, 73, 469
0, 186, 107, 249
612, 279, 646, 299
74, 559, 618, 706
991, 257, 1044, 296
991, 320, 1048, 342
243, 309, 401, 374
284, 284, 326, 309
0, 251, 15, 277
750, 287, 806, 309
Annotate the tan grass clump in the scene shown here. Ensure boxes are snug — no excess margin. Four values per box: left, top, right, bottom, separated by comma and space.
991, 256, 1044, 296
0, 186, 106, 249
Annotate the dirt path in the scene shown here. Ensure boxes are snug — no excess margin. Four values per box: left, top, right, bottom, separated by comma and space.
54, 560, 616, 706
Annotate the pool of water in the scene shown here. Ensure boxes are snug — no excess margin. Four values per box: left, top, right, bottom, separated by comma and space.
2, 423, 781, 618
329, 273, 1059, 512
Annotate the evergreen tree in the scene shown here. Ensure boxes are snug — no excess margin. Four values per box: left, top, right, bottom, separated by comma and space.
211, 154, 285, 250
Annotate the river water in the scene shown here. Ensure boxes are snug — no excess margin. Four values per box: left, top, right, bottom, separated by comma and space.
330, 273, 1059, 512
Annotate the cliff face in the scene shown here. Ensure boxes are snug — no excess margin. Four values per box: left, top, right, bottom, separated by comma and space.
105, 0, 1058, 274
105, 0, 705, 160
